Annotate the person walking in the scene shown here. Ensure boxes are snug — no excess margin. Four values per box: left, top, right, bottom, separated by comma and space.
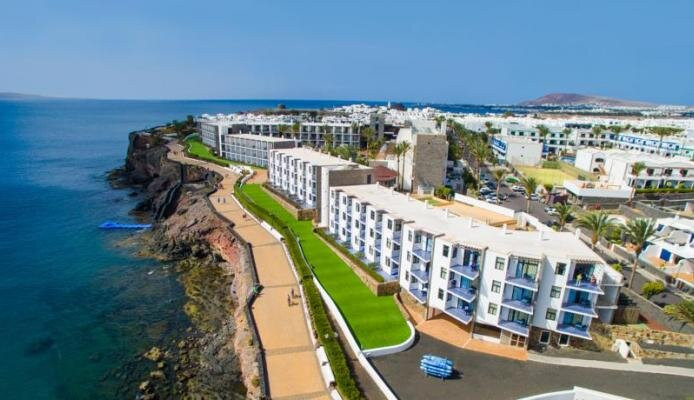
287, 294, 291, 306
291, 287, 295, 298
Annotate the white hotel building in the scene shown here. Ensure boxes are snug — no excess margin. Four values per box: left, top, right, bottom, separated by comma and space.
268, 148, 373, 225
328, 184, 622, 348
220, 134, 295, 167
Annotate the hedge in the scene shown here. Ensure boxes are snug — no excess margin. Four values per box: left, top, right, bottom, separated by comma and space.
636, 187, 694, 194
314, 228, 385, 283
542, 160, 560, 169
234, 180, 362, 400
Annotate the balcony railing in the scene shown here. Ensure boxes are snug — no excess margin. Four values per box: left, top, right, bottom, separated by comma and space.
498, 319, 530, 337
448, 286, 477, 302
566, 280, 604, 295
410, 268, 429, 282
561, 301, 597, 318
505, 275, 539, 291
413, 248, 433, 262
392, 232, 402, 245
408, 287, 428, 304
444, 307, 473, 325
556, 323, 591, 340
450, 264, 479, 280
501, 298, 534, 314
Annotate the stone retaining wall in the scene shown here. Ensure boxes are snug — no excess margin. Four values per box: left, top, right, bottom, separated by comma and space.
621, 287, 694, 334
261, 183, 315, 221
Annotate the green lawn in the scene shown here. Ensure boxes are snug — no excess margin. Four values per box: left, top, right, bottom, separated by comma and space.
515, 166, 576, 186
185, 138, 230, 167
238, 184, 411, 349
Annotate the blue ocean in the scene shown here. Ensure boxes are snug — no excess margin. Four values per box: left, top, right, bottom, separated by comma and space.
0, 98, 515, 399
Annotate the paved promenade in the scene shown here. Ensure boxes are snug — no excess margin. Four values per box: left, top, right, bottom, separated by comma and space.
168, 145, 330, 400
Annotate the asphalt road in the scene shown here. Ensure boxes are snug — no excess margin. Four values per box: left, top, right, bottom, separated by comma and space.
372, 333, 694, 400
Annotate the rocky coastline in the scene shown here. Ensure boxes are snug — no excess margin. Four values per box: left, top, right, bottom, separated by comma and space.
108, 131, 261, 399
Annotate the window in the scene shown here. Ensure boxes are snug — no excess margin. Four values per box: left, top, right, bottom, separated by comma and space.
437, 289, 444, 300
406, 251, 411, 262
370, 210, 375, 220
387, 219, 393, 230
452, 246, 458, 258
369, 229, 374, 238
491, 280, 501, 293
495, 257, 505, 270
539, 330, 550, 344
415, 234, 421, 244
408, 231, 413, 241
546, 308, 556, 321
405, 271, 409, 280
355, 204, 360, 212
556, 263, 566, 275
442, 245, 450, 257
385, 258, 391, 267
550, 286, 561, 298
440, 268, 448, 279
488, 303, 498, 315
386, 239, 392, 249
368, 246, 373, 255
558, 334, 570, 346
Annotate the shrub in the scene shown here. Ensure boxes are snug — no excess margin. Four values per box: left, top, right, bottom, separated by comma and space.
434, 185, 453, 200
641, 280, 665, 298
611, 263, 622, 272
664, 301, 694, 323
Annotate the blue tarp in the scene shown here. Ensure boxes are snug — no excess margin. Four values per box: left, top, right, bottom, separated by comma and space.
99, 221, 152, 230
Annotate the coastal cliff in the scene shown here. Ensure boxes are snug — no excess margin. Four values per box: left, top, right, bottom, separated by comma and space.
111, 131, 261, 399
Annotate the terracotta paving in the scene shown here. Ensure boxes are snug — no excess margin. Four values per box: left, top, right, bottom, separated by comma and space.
167, 145, 329, 399
401, 298, 528, 361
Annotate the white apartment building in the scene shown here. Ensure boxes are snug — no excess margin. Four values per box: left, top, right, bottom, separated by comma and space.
219, 134, 295, 167
328, 184, 622, 348
574, 148, 694, 189
491, 135, 543, 166
642, 216, 694, 267
268, 148, 373, 225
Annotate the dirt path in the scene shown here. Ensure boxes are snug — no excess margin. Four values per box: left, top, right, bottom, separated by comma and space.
168, 144, 330, 400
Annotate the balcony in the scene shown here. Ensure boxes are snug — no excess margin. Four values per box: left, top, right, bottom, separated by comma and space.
448, 286, 477, 302
445, 307, 473, 325
505, 275, 539, 291
561, 301, 597, 318
392, 232, 402, 245
450, 264, 479, 280
413, 249, 433, 262
566, 280, 604, 295
410, 268, 429, 283
498, 319, 530, 337
556, 323, 591, 340
408, 287, 428, 304
359, 214, 366, 223
501, 298, 534, 314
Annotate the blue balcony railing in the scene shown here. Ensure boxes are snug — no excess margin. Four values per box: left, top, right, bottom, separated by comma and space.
561, 301, 597, 318
408, 287, 428, 303
448, 286, 477, 302
505, 275, 539, 291
566, 280, 604, 295
498, 319, 530, 337
413, 249, 433, 262
450, 264, 479, 280
410, 268, 429, 283
556, 323, 591, 340
501, 298, 534, 314
445, 307, 473, 324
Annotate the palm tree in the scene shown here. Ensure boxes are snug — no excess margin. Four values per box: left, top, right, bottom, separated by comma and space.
629, 161, 647, 192
623, 218, 656, 288
520, 176, 538, 213
646, 126, 683, 155
536, 125, 550, 156
323, 133, 334, 151
554, 203, 574, 231
576, 211, 616, 249
367, 139, 383, 160
394, 141, 412, 191
277, 124, 289, 138
361, 126, 375, 147
291, 122, 301, 140
492, 168, 506, 199
469, 138, 491, 180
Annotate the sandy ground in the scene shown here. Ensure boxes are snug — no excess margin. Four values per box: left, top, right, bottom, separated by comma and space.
168, 144, 330, 400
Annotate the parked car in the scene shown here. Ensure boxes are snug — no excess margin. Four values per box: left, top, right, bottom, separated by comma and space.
544, 206, 557, 215
479, 187, 492, 195
485, 197, 499, 204
530, 194, 540, 201
511, 185, 525, 192
498, 194, 508, 201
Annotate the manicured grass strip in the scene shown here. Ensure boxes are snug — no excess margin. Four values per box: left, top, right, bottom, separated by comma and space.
234, 182, 360, 399
238, 184, 410, 350
185, 137, 230, 167
314, 228, 384, 283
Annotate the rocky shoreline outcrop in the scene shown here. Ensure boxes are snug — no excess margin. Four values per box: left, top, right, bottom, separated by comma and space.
109, 131, 261, 399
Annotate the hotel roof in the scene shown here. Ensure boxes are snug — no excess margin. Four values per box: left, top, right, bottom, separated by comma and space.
578, 148, 694, 168
333, 184, 603, 262
272, 147, 370, 168
224, 133, 296, 143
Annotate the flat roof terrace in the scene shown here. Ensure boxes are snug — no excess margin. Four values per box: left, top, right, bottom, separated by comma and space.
273, 147, 370, 168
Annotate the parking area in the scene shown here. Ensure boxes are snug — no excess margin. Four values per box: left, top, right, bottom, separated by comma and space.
372, 333, 694, 400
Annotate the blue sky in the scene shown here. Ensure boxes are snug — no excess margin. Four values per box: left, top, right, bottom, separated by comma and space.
1, 0, 692, 104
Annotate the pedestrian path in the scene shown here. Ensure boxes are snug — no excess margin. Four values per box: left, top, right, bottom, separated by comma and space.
168, 145, 330, 400
528, 353, 694, 377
